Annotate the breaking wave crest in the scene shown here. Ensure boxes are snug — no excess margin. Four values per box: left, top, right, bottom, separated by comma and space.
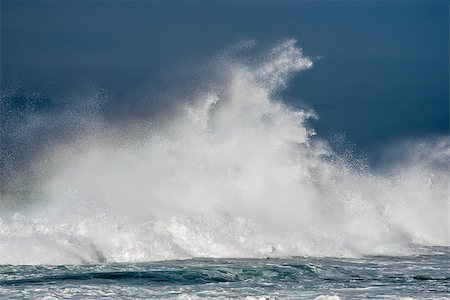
0, 40, 448, 264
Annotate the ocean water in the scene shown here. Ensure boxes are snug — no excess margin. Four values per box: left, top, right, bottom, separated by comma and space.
1, 247, 449, 299
0, 40, 449, 299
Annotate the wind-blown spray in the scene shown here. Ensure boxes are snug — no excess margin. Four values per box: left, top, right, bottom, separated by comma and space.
0, 40, 448, 265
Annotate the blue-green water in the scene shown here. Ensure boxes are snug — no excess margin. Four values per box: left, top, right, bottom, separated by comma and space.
1, 247, 448, 299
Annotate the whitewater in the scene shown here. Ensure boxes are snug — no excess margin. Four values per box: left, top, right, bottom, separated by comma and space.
0, 40, 448, 299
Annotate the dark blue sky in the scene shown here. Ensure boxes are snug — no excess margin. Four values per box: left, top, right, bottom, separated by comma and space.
1, 0, 449, 163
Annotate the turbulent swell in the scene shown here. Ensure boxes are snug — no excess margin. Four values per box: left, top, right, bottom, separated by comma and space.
0, 40, 449, 265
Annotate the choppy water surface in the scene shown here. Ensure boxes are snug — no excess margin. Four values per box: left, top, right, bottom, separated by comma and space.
0, 246, 448, 299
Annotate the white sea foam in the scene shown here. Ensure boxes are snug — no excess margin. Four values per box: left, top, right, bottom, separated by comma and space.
0, 40, 448, 264
313, 296, 342, 300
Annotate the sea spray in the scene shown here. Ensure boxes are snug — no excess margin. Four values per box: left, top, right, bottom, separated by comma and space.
0, 40, 448, 265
